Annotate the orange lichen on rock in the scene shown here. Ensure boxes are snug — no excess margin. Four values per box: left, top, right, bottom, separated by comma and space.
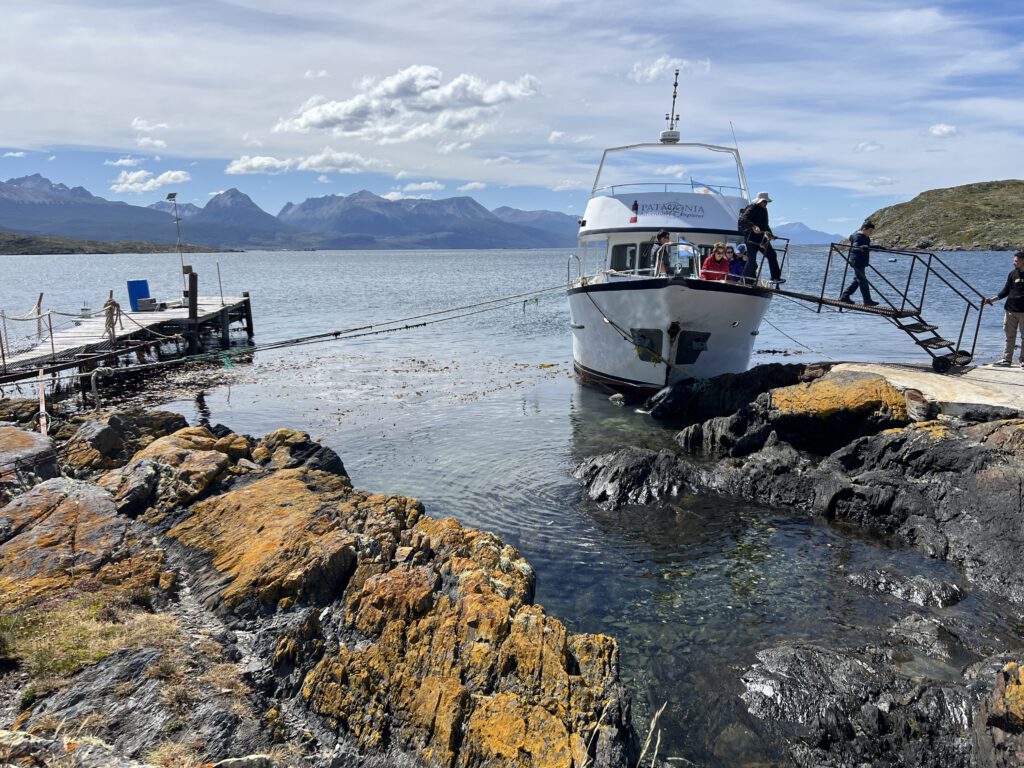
460, 692, 578, 768
167, 468, 362, 610
770, 371, 909, 422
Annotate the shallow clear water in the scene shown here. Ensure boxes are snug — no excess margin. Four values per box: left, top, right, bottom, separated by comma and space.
3, 247, 1021, 764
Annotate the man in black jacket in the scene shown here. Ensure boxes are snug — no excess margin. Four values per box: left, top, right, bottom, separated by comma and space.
738, 192, 783, 283
983, 250, 1024, 366
840, 221, 879, 306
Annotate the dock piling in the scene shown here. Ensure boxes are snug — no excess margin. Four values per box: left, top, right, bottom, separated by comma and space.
242, 291, 254, 339
188, 272, 199, 354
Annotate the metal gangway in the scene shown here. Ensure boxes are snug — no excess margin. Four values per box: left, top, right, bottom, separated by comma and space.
767, 243, 985, 372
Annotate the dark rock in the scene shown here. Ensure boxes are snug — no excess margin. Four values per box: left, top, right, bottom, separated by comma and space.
572, 446, 694, 506
644, 362, 818, 425
0, 728, 150, 767
847, 567, 965, 607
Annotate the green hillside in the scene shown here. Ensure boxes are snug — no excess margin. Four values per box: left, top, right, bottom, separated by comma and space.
867, 180, 1023, 251
0, 230, 226, 255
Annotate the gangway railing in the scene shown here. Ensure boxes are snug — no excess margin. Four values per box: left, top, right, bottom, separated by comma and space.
817, 243, 986, 372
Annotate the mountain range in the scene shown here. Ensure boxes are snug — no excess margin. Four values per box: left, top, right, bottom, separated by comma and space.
0, 175, 579, 250
0, 173, 852, 250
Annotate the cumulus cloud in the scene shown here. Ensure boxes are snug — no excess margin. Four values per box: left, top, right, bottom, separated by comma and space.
48, 155, 56, 161
629, 56, 711, 84
2, 151, 26, 157
458, 182, 486, 192
295, 147, 387, 173
110, 169, 191, 194
275, 64, 540, 145
552, 179, 584, 191
304, 69, 329, 79
853, 141, 883, 153
484, 155, 518, 165
548, 131, 564, 144
131, 117, 168, 133
317, 174, 331, 183
928, 123, 958, 137
104, 156, 141, 167
225, 155, 295, 174
381, 191, 405, 201
438, 141, 471, 154
403, 181, 444, 192
136, 136, 167, 150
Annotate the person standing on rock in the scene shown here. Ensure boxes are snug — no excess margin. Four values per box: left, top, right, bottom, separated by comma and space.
840, 221, 879, 306
983, 250, 1024, 366
738, 192, 783, 284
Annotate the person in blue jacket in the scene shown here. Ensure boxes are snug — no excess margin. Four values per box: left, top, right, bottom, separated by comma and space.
983, 250, 1024, 366
840, 221, 879, 306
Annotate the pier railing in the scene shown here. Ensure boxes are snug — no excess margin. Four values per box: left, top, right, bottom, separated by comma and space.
820, 243, 986, 372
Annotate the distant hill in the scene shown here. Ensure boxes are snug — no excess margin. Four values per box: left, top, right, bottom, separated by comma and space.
278, 191, 560, 249
0, 230, 228, 255
867, 180, 1024, 251
491, 207, 579, 245
149, 200, 201, 218
773, 222, 843, 244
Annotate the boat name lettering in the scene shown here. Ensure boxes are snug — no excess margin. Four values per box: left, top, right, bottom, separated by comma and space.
639, 202, 705, 219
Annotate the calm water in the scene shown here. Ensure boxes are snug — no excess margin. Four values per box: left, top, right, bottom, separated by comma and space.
3, 247, 1021, 764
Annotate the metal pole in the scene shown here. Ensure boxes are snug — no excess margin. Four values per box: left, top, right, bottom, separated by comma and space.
216, 261, 225, 307
169, 194, 187, 292
47, 311, 56, 362
0, 312, 6, 374
37, 368, 48, 436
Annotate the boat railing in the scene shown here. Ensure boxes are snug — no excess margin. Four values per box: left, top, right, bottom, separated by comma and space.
594, 181, 745, 197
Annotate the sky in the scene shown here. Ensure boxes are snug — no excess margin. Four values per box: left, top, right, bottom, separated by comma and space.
1, 0, 1022, 234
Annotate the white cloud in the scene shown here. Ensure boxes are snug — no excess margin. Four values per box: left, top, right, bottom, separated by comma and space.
548, 131, 564, 144
275, 64, 540, 145
654, 164, 688, 178
136, 136, 167, 149
242, 132, 263, 147
484, 155, 517, 165
928, 123, 958, 138
316, 174, 331, 183
381, 191, 405, 201
629, 56, 711, 84
438, 141, 471, 154
552, 179, 583, 191
458, 181, 486, 191
853, 141, 883, 153
225, 155, 294, 174
866, 177, 895, 187
104, 156, 141, 167
403, 180, 444, 192
295, 147, 387, 173
131, 117, 168, 133
47, 155, 56, 161
2, 151, 26, 157
304, 69, 329, 80
110, 169, 190, 194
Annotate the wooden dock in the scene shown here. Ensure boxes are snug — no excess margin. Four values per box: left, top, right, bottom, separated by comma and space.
0, 294, 253, 385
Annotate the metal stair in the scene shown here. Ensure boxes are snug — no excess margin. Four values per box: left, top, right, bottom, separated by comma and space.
816, 244, 987, 372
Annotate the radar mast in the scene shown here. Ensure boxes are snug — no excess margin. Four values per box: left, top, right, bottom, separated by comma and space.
659, 68, 681, 144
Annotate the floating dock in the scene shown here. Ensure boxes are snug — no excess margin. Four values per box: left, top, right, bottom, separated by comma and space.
0, 294, 253, 386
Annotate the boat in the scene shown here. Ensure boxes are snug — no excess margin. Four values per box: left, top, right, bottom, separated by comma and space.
568, 72, 776, 396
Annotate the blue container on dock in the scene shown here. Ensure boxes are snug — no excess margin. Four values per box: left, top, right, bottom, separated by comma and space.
126, 280, 151, 311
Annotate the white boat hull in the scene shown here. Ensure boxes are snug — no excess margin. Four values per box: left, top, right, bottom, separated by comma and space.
568, 277, 772, 394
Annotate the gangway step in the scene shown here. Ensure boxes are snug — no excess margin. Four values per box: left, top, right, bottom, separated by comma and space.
917, 336, 954, 349
897, 322, 938, 333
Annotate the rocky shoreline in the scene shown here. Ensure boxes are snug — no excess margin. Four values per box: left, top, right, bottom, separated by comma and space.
575, 363, 1024, 766
0, 399, 636, 767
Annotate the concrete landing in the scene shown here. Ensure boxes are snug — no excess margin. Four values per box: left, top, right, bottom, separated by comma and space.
833, 362, 1024, 420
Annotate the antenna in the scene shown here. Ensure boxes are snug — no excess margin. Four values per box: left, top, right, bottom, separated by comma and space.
167, 192, 186, 291
660, 68, 681, 144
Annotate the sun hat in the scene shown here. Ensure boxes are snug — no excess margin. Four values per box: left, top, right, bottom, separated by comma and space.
753, 192, 772, 204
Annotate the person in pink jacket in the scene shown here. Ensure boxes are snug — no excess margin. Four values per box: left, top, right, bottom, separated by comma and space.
700, 243, 730, 281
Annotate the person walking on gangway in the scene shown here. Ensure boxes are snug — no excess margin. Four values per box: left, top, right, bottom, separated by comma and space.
738, 192, 783, 283
983, 250, 1024, 367
840, 220, 880, 307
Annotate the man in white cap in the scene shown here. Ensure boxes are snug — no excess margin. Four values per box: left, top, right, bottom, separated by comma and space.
738, 192, 783, 283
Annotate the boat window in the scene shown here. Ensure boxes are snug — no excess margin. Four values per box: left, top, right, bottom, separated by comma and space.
639, 242, 655, 273
610, 244, 638, 272
630, 328, 663, 363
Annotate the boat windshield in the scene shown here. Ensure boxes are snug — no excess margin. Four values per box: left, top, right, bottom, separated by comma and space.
591, 142, 748, 200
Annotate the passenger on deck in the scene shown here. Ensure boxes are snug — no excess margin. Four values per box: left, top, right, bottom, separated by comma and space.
727, 245, 747, 283
700, 243, 730, 281
738, 192, 783, 283
651, 230, 672, 276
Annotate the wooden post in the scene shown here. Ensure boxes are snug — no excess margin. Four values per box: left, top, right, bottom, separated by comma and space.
47, 311, 56, 362
37, 369, 47, 436
241, 291, 254, 339
220, 309, 231, 348
0, 315, 7, 375
188, 271, 199, 354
